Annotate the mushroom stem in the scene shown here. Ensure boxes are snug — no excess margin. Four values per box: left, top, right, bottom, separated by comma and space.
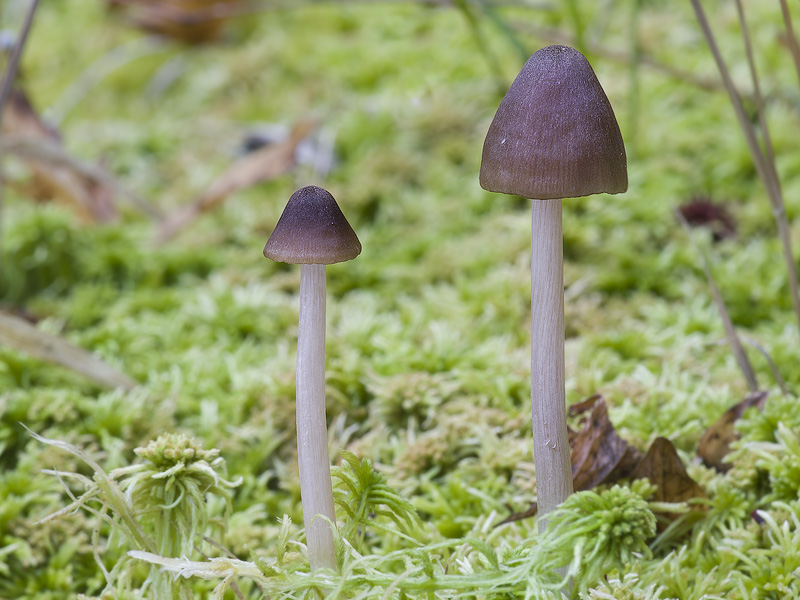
530, 199, 573, 531
297, 263, 337, 571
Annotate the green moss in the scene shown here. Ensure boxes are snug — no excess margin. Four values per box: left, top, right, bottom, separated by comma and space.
3, 0, 799, 596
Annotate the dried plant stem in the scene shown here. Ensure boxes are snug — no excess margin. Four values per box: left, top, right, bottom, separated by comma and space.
297, 263, 337, 571
676, 209, 759, 392
0, 0, 41, 277
0, 137, 162, 219
513, 22, 725, 93
530, 199, 573, 530
0, 0, 40, 119
690, 0, 800, 339
0, 310, 136, 390
734, 0, 775, 166
741, 335, 792, 397
779, 0, 800, 86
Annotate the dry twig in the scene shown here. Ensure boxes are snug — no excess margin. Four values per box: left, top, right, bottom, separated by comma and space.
676, 207, 758, 392
155, 119, 315, 243
1, 135, 162, 220
0, 0, 42, 275
690, 0, 800, 339
0, 311, 136, 390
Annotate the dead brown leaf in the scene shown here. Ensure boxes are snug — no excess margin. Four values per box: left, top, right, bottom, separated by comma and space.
567, 392, 602, 418
155, 119, 315, 243
631, 437, 706, 507
498, 395, 642, 526
108, 0, 241, 44
498, 406, 706, 527
1, 88, 118, 222
698, 391, 768, 472
569, 395, 642, 491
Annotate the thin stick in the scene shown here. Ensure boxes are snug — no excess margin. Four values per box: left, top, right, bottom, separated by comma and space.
741, 335, 792, 397
297, 263, 337, 571
675, 208, 758, 392
512, 21, 725, 93
0, 310, 136, 390
0, 0, 40, 118
734, 0, 775, 167
779, 0, 800, 87
690, 0, 800, 339
0, 137, 162, 219
0, 0, 41, 279
530, 199, 573, 530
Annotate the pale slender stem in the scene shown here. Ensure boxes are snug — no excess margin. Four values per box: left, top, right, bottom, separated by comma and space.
297, 263, 337, 571
530, 199, 573, 531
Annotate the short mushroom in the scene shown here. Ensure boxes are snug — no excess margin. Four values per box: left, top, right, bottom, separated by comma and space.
264, 185, 361, 570
480, 45, 627, 528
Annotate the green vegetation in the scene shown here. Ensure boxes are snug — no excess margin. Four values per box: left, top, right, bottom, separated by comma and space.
2, 0, 800, 597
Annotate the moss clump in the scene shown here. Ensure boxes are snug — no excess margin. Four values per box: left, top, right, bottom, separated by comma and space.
542, 483, 657, 592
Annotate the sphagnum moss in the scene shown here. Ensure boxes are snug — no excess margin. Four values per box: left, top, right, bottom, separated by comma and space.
5, 1, 800, 598
30, 430, 239, 599
118, 433, 241, 555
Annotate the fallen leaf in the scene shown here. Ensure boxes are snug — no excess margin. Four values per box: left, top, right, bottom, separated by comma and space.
631, 437, 705, 507
108, 0, 241, 44
155, 119, 315, 243
1, 88, 118, 222
2, 136, 162, 220
569, 395, 642, 491
567, 393, 603, 417
698, 391, 768, 472
498, 395, 642, 526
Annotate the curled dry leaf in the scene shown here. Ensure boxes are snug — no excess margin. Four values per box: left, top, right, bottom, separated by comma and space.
569, 395, 642, 492
499, 397, 707, 527
566, 392, 604, 418
697, 391, 768, 472
498, 395, 641, 525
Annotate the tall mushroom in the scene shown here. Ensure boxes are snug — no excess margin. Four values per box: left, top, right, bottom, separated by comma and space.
480, 45, 627, 528
263, 185, 362, 570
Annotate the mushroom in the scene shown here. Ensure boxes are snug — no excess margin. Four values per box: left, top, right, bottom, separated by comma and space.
480, 45, 627, 528
263, 185, 361, 570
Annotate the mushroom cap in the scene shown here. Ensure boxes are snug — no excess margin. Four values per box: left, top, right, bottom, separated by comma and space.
263, 186, 362, 265
480, 45, 627, 200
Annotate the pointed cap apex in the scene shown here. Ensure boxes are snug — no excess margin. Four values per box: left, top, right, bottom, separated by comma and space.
263, 186, 362, 264
480, 45, 627, 200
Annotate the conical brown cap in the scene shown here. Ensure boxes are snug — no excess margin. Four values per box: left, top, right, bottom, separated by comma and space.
480, 45, 627, 200
263, 186, 361, 264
